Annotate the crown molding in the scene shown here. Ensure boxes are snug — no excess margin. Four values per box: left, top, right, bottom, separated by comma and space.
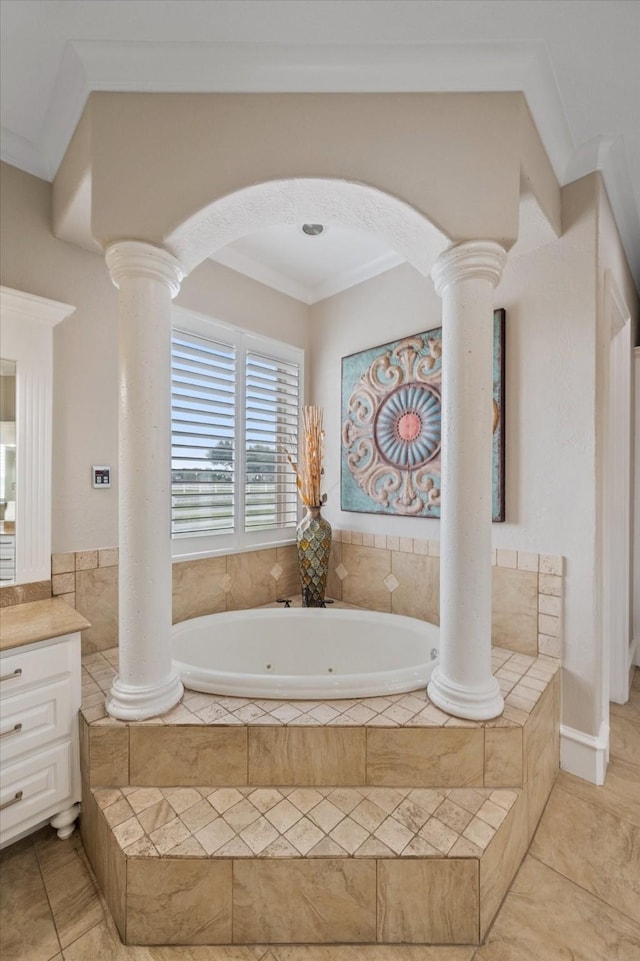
1, 39, 637, 291
213, 244, 406, 306
4, 40, 572, 183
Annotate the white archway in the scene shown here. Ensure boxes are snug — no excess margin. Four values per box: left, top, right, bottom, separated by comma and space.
166, 177, 450, 277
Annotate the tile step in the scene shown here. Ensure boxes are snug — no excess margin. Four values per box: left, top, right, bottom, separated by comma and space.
85, 783, 529, 946
94, 783, 521, 861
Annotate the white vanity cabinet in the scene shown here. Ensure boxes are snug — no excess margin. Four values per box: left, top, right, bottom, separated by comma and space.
0, 601, 89, 849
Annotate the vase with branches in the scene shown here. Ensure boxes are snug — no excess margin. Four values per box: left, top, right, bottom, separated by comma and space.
283, 406, 332, 607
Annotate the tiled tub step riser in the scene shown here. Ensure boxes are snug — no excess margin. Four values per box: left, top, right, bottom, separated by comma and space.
82, 722, 531, 790
84, 785, 530, 946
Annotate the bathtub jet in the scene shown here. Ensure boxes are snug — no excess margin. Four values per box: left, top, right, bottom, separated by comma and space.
172, 607, 439, 700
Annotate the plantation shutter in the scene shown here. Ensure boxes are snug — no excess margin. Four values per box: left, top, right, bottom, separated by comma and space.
171, 331, 236, 535
244, 350, 300, 532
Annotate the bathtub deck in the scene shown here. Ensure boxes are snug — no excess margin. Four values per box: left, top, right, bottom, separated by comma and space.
81, 642, 557, 729
78, 626, 561, 946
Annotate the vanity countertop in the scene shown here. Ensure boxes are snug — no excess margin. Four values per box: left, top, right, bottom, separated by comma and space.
0, 598, 90, 652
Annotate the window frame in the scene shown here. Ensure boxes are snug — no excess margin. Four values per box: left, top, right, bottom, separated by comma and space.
171, 305, 304, 562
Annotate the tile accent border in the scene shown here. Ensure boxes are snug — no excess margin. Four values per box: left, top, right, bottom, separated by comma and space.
50, 537, 564, 660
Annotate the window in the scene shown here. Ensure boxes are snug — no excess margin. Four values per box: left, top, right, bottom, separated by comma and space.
171, 307, 302, 558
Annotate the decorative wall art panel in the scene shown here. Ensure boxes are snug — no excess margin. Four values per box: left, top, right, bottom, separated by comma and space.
341, 309, 505, 521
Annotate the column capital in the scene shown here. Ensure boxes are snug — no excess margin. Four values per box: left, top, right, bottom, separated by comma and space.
431, 241, 507, 298
105, 240, 183, 299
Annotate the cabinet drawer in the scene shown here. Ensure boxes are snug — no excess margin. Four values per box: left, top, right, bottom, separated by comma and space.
0, 741, 73, 840
0, 678, 74, 764
0, 636, 77, 699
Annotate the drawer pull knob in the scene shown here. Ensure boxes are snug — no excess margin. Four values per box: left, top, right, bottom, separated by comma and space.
0, 668, 22, 683
0, 790, 23, 811
0, 722, 22, 739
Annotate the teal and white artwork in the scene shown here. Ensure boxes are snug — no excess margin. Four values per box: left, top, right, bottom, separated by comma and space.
340, 309, 505, 521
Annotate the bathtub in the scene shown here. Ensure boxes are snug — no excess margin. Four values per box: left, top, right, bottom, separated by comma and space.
172, 607, 439, 699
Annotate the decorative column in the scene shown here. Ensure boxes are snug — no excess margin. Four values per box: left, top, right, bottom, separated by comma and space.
105, 241, 184, 720
428, 241, 507, 720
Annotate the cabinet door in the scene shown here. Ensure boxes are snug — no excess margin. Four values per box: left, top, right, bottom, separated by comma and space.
0, 636, 76, 698
0, 678, 74, 763
0, 741, 72, 842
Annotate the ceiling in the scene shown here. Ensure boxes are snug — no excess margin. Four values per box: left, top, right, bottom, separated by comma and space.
1, 0, 639, 300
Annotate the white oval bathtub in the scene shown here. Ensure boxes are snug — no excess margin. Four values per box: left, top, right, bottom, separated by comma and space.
172, 607, 439, 699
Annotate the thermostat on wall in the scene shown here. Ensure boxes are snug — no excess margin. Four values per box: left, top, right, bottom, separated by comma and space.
92, 466, 111, 488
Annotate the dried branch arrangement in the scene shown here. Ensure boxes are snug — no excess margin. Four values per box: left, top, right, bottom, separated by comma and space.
282, 405, 327, 509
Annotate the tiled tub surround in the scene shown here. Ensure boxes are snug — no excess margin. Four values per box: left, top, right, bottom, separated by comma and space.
78, 642, 560, 946
51, 536, 564, 659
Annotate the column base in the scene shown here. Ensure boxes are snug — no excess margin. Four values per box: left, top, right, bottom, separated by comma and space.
106, 671, 184, 721
427, 666, 504, 721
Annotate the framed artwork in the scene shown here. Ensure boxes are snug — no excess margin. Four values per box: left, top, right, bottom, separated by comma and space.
341, 308, 505, 521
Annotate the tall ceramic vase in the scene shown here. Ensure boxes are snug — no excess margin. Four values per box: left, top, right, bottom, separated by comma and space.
296, 505, 332, 607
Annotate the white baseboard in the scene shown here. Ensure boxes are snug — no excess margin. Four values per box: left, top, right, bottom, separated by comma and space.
560, 720, 609, 785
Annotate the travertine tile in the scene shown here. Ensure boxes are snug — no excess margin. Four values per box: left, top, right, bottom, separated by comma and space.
609, 714, 640, 766
538, 572, 562, 596
390, 551, 439, 624
76, 550, 98, 571
491, 566, 538, 656
539, 554, 563, 575
377, 859, 479, 943
75, 565, 118, 653
538, 593, 561, 617
98, 548, 119, 568
538, 612, 560, 637
52, 551, 76, 575
484, 727, 522, 787
52, 572, 75, 595
92, 794, 127, 939
34, 832, 103, 949
523, 682, 558, 838
172, 555, 227, 623
479, 794, 528, 938
249, 727, 366, 785
556, 759, 640, 828
0, 840, 60, 961
233, 859, 376, 943
275, 544, 302, 599
340, 544, 391, 613
325, 539, 343, 601
530, 786, 640, 923
130, 726, 247, 785
270, 946, 476, 960
517, 551, 539, 572
610, 685, 640, 722
475, 855, 640, 961
367, 729, 484, 786
62, 919, 150, 959
227, 548, 278, 610
89, 723, 129, 786
127, 858, 232, 944
496, 548, 518, 569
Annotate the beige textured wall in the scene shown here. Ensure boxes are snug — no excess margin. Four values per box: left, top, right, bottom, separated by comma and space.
75, 92, 525, 253
0, 162, 311, 553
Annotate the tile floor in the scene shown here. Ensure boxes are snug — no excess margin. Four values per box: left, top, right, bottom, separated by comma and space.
2, 671, 639, 961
